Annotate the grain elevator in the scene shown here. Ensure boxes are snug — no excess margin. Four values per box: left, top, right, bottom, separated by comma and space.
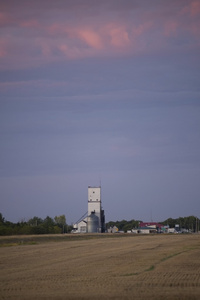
73, 186, 105, 233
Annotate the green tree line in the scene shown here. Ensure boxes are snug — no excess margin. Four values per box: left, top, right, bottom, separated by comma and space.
0, 213, 73, 235
1, 213, 199, 235
160, 216, 199, 232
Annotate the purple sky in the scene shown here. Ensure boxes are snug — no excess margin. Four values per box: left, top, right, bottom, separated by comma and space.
0, 0, 200, 224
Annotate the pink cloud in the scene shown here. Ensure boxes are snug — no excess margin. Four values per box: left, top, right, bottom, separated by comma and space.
132, 22, 153, 37
48, 24, 104, 51
0, 42, 6, 57
78, 29, 103, 49
177, 0, 200, 38
0, 49, 6, 57
58, 44, 80, 59
0, 11, 15, 27
190, 1, 200, 16
48, 22, 133, 57
105, 24, 130, 48
0, 12, 7, 24
180, 0, 200, 16
0, 12, 39, 29
52, 20, 153, 57
164, 21, 178, 37
48, 23, 60, 35
1, 1, 200, 70
39, 41, 52, 57
20, 19, 39, 28
190, 23, 200, 38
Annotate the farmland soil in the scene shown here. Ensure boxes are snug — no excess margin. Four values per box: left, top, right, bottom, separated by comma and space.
0, 234, 200, 299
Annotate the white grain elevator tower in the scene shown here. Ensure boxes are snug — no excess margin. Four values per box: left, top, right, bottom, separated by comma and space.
88, 186, 105, 233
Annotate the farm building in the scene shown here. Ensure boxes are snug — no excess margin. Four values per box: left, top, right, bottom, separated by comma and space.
131, 227, 157, 234
73, 186, 105, 233
130, 222, 163, 234
107, 226, 118, 233
132, 223, 179, 234
139, 222, 163, 231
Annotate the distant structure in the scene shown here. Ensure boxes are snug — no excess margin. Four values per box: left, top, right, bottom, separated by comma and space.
131, 222, 169, 234
73, 186, 105, 233
139, 222, 163, 231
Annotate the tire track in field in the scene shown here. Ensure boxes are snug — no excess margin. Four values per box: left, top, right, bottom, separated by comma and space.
121, 245, 200, 277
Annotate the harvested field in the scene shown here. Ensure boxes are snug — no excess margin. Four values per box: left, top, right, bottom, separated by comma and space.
0, 234, 200, 299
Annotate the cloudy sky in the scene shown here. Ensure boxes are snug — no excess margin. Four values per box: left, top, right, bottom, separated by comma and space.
0, 0, 200, 224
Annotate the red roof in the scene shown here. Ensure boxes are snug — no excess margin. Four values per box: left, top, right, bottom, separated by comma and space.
139, 222, 163, 229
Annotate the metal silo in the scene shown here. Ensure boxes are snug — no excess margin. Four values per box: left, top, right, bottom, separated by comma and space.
87, 212, 99, 233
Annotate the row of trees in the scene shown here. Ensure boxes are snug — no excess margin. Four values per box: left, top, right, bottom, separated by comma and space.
0, 213, 73, 236
160, 216, 199, 232
1, 213, 199, 235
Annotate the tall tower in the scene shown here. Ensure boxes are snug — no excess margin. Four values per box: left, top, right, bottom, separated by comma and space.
88, 186, 105, 232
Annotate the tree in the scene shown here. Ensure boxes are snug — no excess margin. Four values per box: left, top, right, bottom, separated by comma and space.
28, 216, 43, 226
42, 216, 55, 234
54, 215, 66, 233
161, 216, 199, 232
0, 213, 5, 224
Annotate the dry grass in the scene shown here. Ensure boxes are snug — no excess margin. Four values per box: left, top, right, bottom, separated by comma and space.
0, 234, 200, 299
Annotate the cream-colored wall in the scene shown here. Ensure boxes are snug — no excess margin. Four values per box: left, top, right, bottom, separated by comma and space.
88, 186, 101, 230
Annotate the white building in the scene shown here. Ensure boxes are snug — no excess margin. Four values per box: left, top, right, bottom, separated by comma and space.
75, 220, 87, 233
73, 186, 105, 233
88, 186, 102, 231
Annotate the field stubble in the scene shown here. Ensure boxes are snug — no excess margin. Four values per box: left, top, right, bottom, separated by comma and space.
0, 234, 200, 299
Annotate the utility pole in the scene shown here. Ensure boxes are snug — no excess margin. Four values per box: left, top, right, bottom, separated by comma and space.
196, 217, 198, 233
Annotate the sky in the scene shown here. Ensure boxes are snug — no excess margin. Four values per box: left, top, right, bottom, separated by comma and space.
0, 0, 200, 225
